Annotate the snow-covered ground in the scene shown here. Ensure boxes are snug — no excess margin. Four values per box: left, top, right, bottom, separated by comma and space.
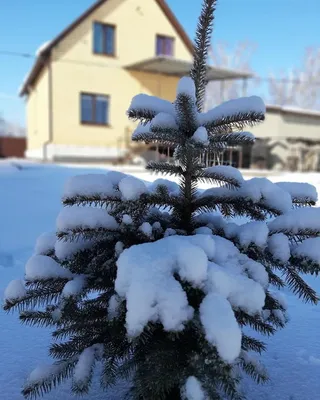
1, 160, 320, 400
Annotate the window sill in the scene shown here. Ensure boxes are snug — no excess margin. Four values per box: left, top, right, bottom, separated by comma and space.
93, 51, 117, 59
81, 121, 111, 128
156, 53, 174, 57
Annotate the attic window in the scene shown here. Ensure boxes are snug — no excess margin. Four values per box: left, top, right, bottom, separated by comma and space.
93, 22, 115, 56
156, 35, 174, 57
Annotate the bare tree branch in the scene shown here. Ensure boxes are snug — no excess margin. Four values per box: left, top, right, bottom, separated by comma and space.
268, 47, 320, 110
205, 41, 258, 109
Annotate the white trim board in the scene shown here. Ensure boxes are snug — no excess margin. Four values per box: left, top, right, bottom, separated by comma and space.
25, 144, 128, 160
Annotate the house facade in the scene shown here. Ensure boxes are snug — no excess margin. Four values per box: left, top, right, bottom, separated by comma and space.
250, 105, 320, 171
21, 0, 250, 164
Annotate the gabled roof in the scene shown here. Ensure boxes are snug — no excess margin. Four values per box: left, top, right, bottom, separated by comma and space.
19, 0, 194, 96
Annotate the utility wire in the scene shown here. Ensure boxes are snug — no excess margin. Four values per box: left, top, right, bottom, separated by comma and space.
1, 49, 320, 85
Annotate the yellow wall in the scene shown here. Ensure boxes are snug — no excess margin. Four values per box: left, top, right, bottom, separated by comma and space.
252, 109, 320, 140
26, 66, 49, 151
251, 111, 282, 139
43, 0, 192, 151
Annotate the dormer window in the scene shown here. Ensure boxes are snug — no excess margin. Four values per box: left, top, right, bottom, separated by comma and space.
156, 35, 174, 57
93, 22, 115, 56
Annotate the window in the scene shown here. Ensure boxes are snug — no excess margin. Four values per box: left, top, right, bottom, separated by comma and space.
81, 93, 110, 125
156, 35, 174, 56
93, 22, 115, 56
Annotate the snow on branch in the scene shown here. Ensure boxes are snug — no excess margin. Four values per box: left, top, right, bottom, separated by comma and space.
177, 77, 196, 100
34, 232, 56, 255
56, 207, 119, 232
191, 126, 208, 145
63, 174, 118, 199
127, 94, 175, 122
209, 131, 255, 146
183, 376, 205, 400
207, 257, 266, 314
4, 279, 26, 302
132, 122, 152, 141
225, 221, 269, 250
199, 96, 266, 132
201, 177, 293, 215
151, 112, 179, 131
292, 237, 320, 264
116, 234, 266, 363
118, 176, 148, 201
276, 182, 318, 205
25, 255, 73, 281
62, 276, 86, 298
201, 165, 244, 187
106, 170, 127, 186
133, 113, 180, 145
55, 238, 94, 261
72, 344, 103, 392
148, 178, 180, 197
268, 208, 320, 235
200, 293, 241, 363
268, 233, 291, 264
23, 358, 77, 397
241, 178, 292, 214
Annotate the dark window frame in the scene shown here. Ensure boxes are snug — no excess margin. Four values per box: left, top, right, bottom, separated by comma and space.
93, 22, 116, 57
80, 92, 110, 126
155, 34, 175, 57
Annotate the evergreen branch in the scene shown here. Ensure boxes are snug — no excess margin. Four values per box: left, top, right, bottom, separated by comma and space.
209, 131, 256, 146
194, 195, 279, 221
196, 169, 242, 188
204, 111, 265, 135
100, 356, 122, 389
132, 130, 182, 147
282, 266, 319, 303
150, 124, 182, 137
269, 227, 320, 237
235, 311, 276, 336
241, 335, 266, 354
146, 161, 183, 176
127, 108, 157, 124
264, 292, 286, 312
140, 190, 181, 210
290, 255, 320, 276
175, 93, 198, 136
265, 265, 285, 288
215, 373, 244, 400
4, 284, 65, 312
62, 193, 121, 207
267, 310, 287, 329
20, 310, 56, 328
291, 198, 316, 207
239, 353, 269, 384
22, 358, 77, 399
57, 227, 121, 242
190, 0, 217, 111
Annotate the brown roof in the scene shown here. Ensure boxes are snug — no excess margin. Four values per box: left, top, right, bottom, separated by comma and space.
20, 0, 194, 96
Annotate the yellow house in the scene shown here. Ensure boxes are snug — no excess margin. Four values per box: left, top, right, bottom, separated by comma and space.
20, 0, 251, 163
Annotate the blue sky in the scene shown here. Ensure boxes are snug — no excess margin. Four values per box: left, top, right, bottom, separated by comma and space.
0, 0, 319, 125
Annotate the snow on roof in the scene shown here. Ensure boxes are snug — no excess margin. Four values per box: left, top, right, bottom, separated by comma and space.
266, 104, 320, 118
35, 41, 52, 57
18, 41, 52, 96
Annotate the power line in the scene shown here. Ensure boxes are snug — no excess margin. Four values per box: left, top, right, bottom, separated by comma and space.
1, 49, 320, 85
0, 50, 34, 59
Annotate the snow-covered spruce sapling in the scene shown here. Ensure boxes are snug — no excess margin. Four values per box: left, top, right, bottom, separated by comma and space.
4, 0, 320, 399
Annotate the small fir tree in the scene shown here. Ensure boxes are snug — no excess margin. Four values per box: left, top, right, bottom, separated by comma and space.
4, 1, 320, 399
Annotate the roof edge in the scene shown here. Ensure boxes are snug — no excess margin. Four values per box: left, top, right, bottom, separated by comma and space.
266, 104, 320, 118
